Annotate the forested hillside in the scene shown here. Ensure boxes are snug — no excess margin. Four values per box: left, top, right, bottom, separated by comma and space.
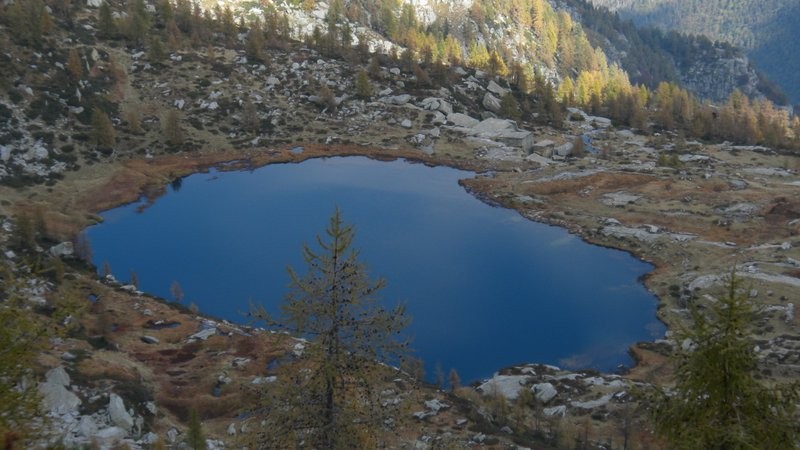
587, 0, 800, 105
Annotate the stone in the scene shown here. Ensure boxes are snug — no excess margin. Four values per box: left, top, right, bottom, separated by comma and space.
77, 415, 98, 438
571, 393, 614, 409
109, 393, 134, 431
400, 119, 413, 129
478, 374, 529, 400
166, 428, 179, 443
410, 134, 426, 145
251, 376, 278, 384
140, 335, 160, 344
140, 432, 159, 445
94, 427, 127, 447
39, 367, 82, 414
543, 405, 567, 417
446, 113, 479, 128
228, 423, 237, 435
381, 94, 411, 105
532, 382, 558, 403
424, 399, 449, 412
86, 0, 102, 7
48, 242, 74, 257
486, 80, 509, 96
482, 92, 501, 113
189, 327, 217, 341
47, 366, 71, 386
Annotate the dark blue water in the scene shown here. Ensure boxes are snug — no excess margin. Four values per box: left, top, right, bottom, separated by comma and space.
86, 157, 664, 383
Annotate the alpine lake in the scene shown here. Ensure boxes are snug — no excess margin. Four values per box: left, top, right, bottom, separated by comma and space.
86, 156, 665, 384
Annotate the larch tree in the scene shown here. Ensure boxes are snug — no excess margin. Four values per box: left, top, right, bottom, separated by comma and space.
650, 272, 800, 449
249, 209, 410, 449
355, 68, 373, 99
66, 48, 82, 82
91, 107, 116, 150
163, 109, 183, 147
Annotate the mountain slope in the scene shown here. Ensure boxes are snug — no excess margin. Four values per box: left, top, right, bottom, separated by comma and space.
587, 0, 800, 104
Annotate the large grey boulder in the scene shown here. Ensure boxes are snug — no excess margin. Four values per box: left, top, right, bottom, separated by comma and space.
39, 367, 82, 414
446, 113, 480, 128
532, 382, 558, 404
108, 393, 135, 431
482, 93, 501, 113
487, 80, 509, 96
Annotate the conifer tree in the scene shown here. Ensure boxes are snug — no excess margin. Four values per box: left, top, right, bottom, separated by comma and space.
249, 209, 410, 448
500, 92, 521, 120
185, 409, 204, 449
650, 273, 800, 449
66, 48, 82, 82
245, 19, 266, 62
91, 107, 116, 149
97, 1, 117, 39
163, 109, 184, 147
354, 68, 373, 99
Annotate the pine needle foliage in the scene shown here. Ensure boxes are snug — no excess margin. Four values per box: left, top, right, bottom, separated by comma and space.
249, 209, 410, 449
650, 272, 800, 449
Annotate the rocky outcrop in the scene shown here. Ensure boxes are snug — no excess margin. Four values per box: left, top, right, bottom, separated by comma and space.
680, 54, 761, 102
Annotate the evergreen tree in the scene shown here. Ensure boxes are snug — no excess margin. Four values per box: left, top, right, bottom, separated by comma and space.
650, 273, 800, 449
499, 92, 520, 120
66, 48, 82, 82
249, 209, 410, 448
185, 409, 204, 450
245, 19, 266, 63
97, 1, 117, 39
125, 0, 151, 47
354, 68, 373, 99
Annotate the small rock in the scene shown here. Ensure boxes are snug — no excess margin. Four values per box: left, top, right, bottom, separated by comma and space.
543, 405, 567, 417
424, 399, 449, 412
400, 119, 412, 129
94, 427, 127, 447
140, 335, 160, 344
140, 432, 159, 445
48, 242, 74, 257
166, 428, 179, 443
251, 376, 277, 385
189, 327, 217, 341
227, 423, 237, 436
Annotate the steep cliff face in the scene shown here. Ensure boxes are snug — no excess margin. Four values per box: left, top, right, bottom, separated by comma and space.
557, 0, 780, 103
679, 53, 760, 103
586, 0, 800, 104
